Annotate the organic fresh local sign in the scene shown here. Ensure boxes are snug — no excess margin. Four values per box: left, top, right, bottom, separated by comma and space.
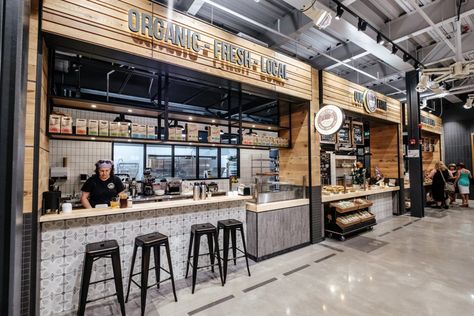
128, 9, 289, 80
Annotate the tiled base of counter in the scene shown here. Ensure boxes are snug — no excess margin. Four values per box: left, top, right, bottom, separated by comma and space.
368, 191, 399, 221
39, 201, 246, 315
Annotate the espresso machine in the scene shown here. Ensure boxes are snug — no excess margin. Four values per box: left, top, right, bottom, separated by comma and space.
143, 168, 156, 196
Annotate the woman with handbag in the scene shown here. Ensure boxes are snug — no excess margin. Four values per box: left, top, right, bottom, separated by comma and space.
428, 161, 453, 209
448, 163, 458, 205
455, 162, 472, 207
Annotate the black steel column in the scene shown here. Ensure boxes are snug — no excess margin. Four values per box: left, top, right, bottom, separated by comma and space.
0, 0, 30, 315
406, 70, 424, 218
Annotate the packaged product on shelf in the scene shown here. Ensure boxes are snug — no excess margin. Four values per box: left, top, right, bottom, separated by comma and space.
131, 123, 141, 138
209, 125, 221, 143
131, 124, 146, 138
109, 122, 120, 137
99, 120, 109, 137
186, 123, 198, 142
138, 124, 147, 138
119, 122, 129, 137
242, 134, 251, 145
88, 120, 99, 136
48, 114, 61, 133
147, 125, 156, 139
167, 127, 176, 140
60, 116, 73, 134
75, 118, 87, 135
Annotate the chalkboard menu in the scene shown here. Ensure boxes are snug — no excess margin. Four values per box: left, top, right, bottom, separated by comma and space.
320, 133, 336, 144
337, 123, 351, 145
352, 122, 364, 145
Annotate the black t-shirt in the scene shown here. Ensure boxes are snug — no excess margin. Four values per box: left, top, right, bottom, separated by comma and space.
81, 175, 124, 207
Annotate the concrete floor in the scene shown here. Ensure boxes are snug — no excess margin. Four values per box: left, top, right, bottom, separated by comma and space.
81, 203, 474, 316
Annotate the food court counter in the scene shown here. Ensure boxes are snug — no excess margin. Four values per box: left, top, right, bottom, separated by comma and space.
245, 199, 310, 262
39, 195, 252, 315
322, 186, 400, 221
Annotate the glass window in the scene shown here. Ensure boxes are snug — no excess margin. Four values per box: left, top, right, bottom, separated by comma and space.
174, 146, 196, 179
146, 145, 172, 179
199, 147, 218, 179
113, 143, 144, 180
221, 148, 238, 178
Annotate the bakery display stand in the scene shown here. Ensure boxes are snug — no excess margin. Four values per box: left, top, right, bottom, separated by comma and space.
325, 199, 376, 241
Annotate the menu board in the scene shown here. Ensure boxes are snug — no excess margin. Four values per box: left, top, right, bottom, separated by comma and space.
320, 133, 336, 144
352, 122, 364, 145
337, 122, 351, 145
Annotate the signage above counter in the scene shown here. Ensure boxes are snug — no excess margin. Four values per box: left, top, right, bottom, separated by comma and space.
128, 9, 289, 81
322, 71, 401, 123
419, 110, 443, 135
353, 90, 388, 114
42, 0, 311, 100
314, 105, 345, 135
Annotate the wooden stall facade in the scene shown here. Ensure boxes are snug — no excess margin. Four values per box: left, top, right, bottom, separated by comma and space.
321, 71, 403, 179
420, 110, 443, 173
41, 0, 312, 101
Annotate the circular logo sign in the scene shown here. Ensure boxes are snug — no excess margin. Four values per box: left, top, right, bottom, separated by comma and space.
107, 183, 115, 190
363, 90, 377, 113
314, 105, 345, 135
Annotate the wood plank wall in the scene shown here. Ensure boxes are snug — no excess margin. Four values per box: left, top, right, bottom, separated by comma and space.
421, 130, 441, 173
370, 123, 400, 178
24, 8, 39, 213
42, 0, 312, 100
420, 110, 443, 135
322, 71, 401, 124
279, 69, 320, 186
24, 5, 49, 213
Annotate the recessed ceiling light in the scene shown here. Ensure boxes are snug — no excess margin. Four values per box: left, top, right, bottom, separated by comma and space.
127, 139, 131, 142
252, 125, 256, 128
189, 117, 193, 120
91, 137, 96, 140
127, 109, 133, 113
91, 104, 97, 108
267, 127, 271, 130
212, 119, 216, 123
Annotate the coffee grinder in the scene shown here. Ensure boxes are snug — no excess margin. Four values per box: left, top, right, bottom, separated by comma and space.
143, 168, 156, 196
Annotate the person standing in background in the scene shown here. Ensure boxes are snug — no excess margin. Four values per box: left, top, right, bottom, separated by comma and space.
428, 161, 452, 209
448, 163, 458, 205
455, 162, 472, 207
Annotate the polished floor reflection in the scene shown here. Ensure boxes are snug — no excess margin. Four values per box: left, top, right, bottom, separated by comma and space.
82, 203, 474, 316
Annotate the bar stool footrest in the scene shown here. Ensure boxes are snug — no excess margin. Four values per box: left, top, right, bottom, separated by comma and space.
86, 292, 119, 304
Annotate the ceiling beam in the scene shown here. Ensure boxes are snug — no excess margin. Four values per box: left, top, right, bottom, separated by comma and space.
405, 0, 457, 55
419, 31, 474, 65
268, 9, 314, 47
382, 0, 474, 44
187, 0, 205, 15
279, 0, 415, 73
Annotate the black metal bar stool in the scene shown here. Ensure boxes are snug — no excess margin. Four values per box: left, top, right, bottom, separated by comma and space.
125, 232, 177, 316
185, 223, 224, 293
77, 239, 126, 316
217, 219, 251, 283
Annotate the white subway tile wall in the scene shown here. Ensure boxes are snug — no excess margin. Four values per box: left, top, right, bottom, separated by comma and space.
50, 140, 112, 197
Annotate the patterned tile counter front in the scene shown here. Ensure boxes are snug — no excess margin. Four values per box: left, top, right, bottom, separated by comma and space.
40, 198, 249, 315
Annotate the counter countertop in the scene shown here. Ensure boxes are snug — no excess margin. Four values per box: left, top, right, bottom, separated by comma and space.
321, 186, 400, 203
40, 195, 253, 223
246, 199, 310, 213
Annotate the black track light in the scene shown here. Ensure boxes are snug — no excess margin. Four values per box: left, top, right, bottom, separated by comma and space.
335, 5, 344, 20
376, 33, 384, 45
403, 53, 409, 62
357, 18, 368, 31
391, 45, 398, 54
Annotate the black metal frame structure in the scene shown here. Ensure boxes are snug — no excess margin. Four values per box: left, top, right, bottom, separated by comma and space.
0, 0, 30, 315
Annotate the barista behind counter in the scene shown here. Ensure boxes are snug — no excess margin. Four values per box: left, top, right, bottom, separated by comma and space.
80, 160, 125, 208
